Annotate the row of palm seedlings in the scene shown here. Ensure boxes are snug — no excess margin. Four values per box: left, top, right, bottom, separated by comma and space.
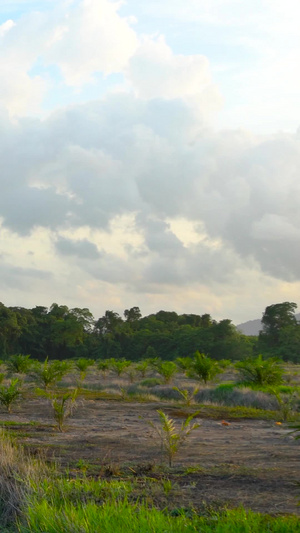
0, 353, 299, 423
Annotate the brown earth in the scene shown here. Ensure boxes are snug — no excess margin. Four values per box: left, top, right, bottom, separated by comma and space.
1, 395, 300, 516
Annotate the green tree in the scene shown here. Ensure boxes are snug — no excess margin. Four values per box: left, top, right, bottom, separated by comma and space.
124, 307, 142, 323
94, 311, 123, 336
0, 304, 21, 358
277, 325, 300, 362
260, 302, 297, 347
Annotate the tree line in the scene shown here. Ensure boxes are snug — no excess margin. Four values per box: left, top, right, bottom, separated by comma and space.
0, 301, 299, 362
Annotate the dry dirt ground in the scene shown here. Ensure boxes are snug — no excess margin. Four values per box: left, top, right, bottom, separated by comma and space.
1, 395, 300, 516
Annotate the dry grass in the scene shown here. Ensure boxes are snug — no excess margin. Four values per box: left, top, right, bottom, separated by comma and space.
0, 429, 46, 528
195, 386, 278, 410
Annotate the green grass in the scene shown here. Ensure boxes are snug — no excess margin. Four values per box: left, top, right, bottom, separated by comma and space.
169, 403, 300, 421
140, 378, 162, 387
19, 498, 300, 533
238, 383, 300, 394
18, 475, 300, 533
0, 427, 299, 533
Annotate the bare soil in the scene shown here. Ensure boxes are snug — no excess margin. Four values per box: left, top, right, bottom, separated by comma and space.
2, 395, 300, 516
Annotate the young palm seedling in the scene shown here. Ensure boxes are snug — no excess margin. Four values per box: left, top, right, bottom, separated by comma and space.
110, 359, 132, 377
32, 359, 71, 390
235, 355, 283, 386
0, 378, 22, 412
173, 386, 200, 407
6, 354, 33, 375
135, 360, 150, 378
154, 361, 178, 384
271, 388, 298, 421
148, 410, 200, 467
188, 352, 221, 384
51, 390, 78, 432
125, 366, 137, 383
175, 357, 192, 375
74, 358, 94, 387
97, 359, 111, 380
37, 388, 78, 431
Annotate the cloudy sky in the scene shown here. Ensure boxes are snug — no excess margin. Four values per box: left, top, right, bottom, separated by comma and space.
0, 0, 300, 324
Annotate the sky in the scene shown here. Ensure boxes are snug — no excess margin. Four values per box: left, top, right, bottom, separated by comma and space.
0, 0, 300, 324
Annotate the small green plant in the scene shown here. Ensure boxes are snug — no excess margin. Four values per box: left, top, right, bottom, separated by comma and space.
97, 359, 111, 379
52, 391, 78, 432
74, 358, 94, 383
135, 360, 150, 378
118, 386, 129, 400
173, 386, 200, 406
162, 478, 173, 496
270, 388, 298, 421
235, 355, 284, 386
218, 359, 232, 369
154, 361, 178, 384
188, 352, 221, 384
0, 378, 22, 412
37, 388, 78, 431
32, 359, 71, 389
175, 357, 192, 373
110, 359, 132, 377
6, 354, 33, 375
126, 367, 137, 383
76, 459, 90, 473
148, 410, 200, 467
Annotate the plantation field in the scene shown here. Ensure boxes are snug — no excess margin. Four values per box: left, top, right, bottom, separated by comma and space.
3, 391, 300, 516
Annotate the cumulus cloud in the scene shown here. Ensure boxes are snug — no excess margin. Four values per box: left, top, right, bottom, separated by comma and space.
0, 0, 299, 321
0, 0, 138, 115
0, 20, 15, 37
0, 93, 300, 289
126, 36, 222, 115
43, 0, 138, 85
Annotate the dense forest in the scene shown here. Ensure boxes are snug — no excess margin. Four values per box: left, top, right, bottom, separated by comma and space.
0, 301, 299, 362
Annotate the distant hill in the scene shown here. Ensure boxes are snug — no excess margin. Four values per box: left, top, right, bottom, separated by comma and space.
236, 313, 300, 336
236, 319, 262, 336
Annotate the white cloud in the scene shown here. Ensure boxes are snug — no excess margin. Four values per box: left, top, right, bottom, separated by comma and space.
0, 19, 15, 37
126, 35, 222, 116
0, 0, 299, 322
0, 0, 138, 115
44, 0, 138, 85
0, 94, 299, 292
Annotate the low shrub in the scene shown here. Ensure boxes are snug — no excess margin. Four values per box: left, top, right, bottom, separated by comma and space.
151, 385, 183, 400
195, 386, 278, 410
140, 378, 162, 388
